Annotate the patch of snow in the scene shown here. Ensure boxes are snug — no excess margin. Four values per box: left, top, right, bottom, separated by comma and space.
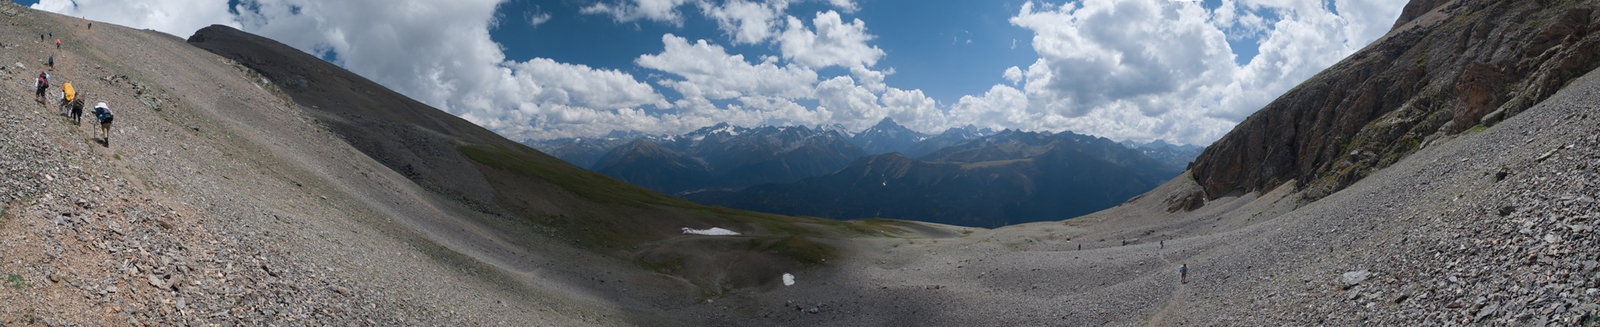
712, 125, 740, 136
783, 273, 795, 286
682, 227, 740, 236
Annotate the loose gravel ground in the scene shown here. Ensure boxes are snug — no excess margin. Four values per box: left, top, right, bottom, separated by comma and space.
683, 51, 1600, 327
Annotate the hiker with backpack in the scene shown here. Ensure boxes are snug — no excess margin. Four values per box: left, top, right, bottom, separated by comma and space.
69, 98, 85, 126
59, 82, 74, 117
35, 72, 48, 101
63, 84, 84, 125
93, 103, 113, 146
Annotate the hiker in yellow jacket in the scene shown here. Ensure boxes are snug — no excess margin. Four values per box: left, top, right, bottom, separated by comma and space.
64, 83, 85, 125
59, 82, 74, 117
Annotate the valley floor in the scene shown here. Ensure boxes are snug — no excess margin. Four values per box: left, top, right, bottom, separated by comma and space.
671, 65, 1600, 326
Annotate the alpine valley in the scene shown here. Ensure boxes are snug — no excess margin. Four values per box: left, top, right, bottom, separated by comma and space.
2, 0, 1600, 326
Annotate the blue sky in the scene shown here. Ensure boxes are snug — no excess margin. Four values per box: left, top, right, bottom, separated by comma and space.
19, 0, 1406, 146
495, 0, 1042, 106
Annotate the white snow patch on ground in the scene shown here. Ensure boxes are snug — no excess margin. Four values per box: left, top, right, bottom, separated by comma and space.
682, 227, 740, 235
783, 273, 795, 286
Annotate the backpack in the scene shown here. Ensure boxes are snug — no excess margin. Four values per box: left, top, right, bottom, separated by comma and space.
94, 104, 113, 123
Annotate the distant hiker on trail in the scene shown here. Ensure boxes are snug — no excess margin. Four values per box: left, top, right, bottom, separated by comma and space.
1180, 264, 1188, 284
35, 72, 48, 101
56, 39, 61, 49
47, 55, 53, 69
93, 103, 113, 146
1160, 240, 1164, 249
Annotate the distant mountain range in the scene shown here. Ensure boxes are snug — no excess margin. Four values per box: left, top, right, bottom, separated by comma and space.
526, 118, 996, 172
526, 119, 1205, 227
524, 118, 989, 196
904, 124, 996, 158
686, 130, 1181, 227
525, 130, 649, 169
1120, 139, 1206, 172
583, 123, 866, 195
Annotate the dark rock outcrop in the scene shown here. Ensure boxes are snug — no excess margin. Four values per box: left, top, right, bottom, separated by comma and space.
1191, 0, 1600, 200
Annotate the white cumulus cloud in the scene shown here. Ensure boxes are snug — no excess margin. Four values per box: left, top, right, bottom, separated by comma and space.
777, 10, 884, 69
35, 0, 1405, 146
32, 0, 240, 37
980, 0, 1404, 145
698, 0, 789, 44
637, 34, 819, 102
581, 0, 695, 26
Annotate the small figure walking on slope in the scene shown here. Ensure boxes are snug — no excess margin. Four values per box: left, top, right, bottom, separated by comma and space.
1180, 264, 1189, 284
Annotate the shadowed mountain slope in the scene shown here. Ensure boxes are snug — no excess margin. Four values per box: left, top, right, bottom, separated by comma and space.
184, 24, 885, 311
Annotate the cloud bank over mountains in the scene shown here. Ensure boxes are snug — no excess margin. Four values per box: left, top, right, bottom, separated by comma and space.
31, 0, 1402, 146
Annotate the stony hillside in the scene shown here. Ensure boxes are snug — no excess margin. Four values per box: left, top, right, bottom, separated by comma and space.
1191, 0, 1600, 202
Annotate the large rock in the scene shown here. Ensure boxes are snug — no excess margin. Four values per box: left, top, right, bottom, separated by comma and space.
1341, 270, 1372, 289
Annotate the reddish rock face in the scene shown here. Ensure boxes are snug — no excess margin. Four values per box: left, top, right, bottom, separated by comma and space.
1452, 62, 1507, 133
1192, 0, 1600, 200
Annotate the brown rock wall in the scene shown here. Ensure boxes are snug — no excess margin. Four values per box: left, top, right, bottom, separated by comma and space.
1192, 0, 1600, 200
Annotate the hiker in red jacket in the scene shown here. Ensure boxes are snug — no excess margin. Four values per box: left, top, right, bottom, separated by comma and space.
35, 71, 48, 100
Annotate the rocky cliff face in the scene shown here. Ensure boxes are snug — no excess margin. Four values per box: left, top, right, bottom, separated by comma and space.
1190, 0, 1600, 201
